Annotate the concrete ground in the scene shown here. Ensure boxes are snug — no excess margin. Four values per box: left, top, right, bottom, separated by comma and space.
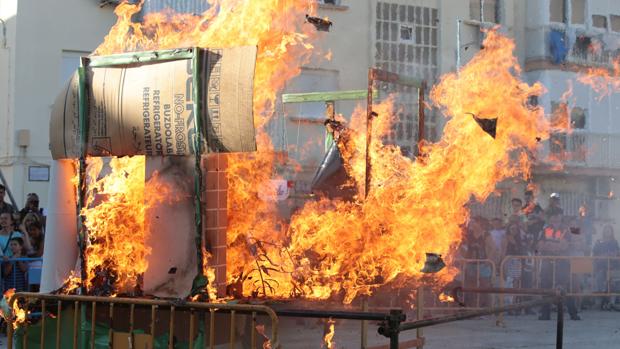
278, 310, 620, 348
0, 310, 616, 348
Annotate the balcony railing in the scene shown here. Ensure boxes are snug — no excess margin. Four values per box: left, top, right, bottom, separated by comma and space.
540, 131, 620, 169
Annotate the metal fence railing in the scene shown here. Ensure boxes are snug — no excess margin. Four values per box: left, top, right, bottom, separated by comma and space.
423, 259, 496, 312
499, 255, 620, 297
1, 257, 43, 293
6, 292, 280, 349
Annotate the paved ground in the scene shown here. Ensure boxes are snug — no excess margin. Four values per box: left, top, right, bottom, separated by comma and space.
0, 310, 616, 348
278, 310, 620, 348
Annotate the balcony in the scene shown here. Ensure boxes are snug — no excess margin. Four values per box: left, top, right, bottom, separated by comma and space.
539, 131, 620, 170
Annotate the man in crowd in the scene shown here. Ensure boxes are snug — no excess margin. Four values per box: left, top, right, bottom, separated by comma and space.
0, 184, 15, 215
19, 192, 44, 223
592, 225, 620, 310
546, 192, 563, 219
538, 213, 580, 320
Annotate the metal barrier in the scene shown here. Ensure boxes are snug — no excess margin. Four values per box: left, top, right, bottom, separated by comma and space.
6, 292, 280, 349
424, 259, 496, 312
499, 255, 620, 297
1, 258, 43, 292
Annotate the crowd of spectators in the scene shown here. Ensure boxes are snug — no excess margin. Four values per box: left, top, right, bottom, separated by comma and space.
460, 190, 620, 320
0, 184, 45, 292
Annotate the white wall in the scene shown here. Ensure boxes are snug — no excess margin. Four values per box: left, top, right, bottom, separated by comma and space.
0, 0, 115, 208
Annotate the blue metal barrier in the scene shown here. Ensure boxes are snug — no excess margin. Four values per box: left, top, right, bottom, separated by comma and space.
1, 257, 43, 292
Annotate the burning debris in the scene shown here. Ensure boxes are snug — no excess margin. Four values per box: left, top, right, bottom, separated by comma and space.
467, 112, 498, 139
306, 14, 333, 32
421, 253, 446, 274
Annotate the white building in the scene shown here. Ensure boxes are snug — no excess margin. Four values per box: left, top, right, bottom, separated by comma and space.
1, 0, 619, 241
0, 0, 115, 209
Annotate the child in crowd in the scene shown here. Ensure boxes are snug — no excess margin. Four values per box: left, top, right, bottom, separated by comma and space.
3, 237, 28, 292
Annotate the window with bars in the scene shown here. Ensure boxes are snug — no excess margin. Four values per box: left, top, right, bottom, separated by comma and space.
374, 2, 439, 154
549, 0, 566, 23
469, 0, 499, 23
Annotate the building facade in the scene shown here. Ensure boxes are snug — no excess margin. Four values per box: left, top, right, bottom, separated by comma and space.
1, 0, 619, 241
0, 0, 115, 209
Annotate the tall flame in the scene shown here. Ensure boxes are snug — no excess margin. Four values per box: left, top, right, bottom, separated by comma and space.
81, 156, 178, 294
89, 2, 564, 303
227, 30, 554, 303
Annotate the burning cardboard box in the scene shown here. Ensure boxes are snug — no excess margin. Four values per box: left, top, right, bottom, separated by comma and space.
42, 47, 257, 299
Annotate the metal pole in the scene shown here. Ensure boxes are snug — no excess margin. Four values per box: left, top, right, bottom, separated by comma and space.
417, 82, 426, 151
456, 20, 462, 73
397, 298, 552, 332
364, 69, 374, 199
0, 168, 18, 208
0, 18, 6, 48
416, 287, 424, 349
361, 297, 368, 349
556, 294, 564, 349
380, 309, 404, 349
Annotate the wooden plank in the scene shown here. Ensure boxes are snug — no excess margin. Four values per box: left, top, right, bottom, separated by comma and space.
368, 337, 425, 349
88, 48, 194, 67
282, 89, 370, 103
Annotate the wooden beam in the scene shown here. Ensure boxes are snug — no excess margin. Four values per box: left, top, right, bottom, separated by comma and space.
88, 48, 194, 67
282, 89, 371, 103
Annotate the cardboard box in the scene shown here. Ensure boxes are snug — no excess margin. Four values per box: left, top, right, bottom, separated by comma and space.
50, 46, 257, 159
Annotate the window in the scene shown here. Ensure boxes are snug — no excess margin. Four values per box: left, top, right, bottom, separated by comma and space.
318, 0, 340, 5
571, 0, 585, 24
570, 107, 586, 129
610, 15, 620, 32
549, 0, 565, 23
592, 15, 607, 29
469, 0, 498, 23
400, 25, 414, 42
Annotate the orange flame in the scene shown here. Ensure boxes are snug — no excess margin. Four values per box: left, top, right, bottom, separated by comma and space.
323, 318, 336, 349
255, 324, 273, 349
439, 293, 455, 303
81, 156, 179, 294
90, 3, 564, 304
577, 57, 620, 100
1, 289, 28, 329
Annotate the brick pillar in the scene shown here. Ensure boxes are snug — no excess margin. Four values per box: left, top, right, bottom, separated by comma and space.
202, 153, 228, 297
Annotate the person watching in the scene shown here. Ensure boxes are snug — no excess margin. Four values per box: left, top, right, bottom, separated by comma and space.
0, 184, 15, 215
2, 237, 28, 292
0, 212, 24, 257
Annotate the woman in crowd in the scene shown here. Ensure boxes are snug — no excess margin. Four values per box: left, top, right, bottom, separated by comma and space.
20, 212, 44, 258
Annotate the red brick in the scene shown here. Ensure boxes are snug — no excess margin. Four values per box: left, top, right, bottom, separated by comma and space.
204, 191, 220, 210
205, 209, 218, 226
202, 154, 218, 170
217, 191, 227, 209
218, 172, 228, 189
205, 172, 219, 190
217, 210, 228, 228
